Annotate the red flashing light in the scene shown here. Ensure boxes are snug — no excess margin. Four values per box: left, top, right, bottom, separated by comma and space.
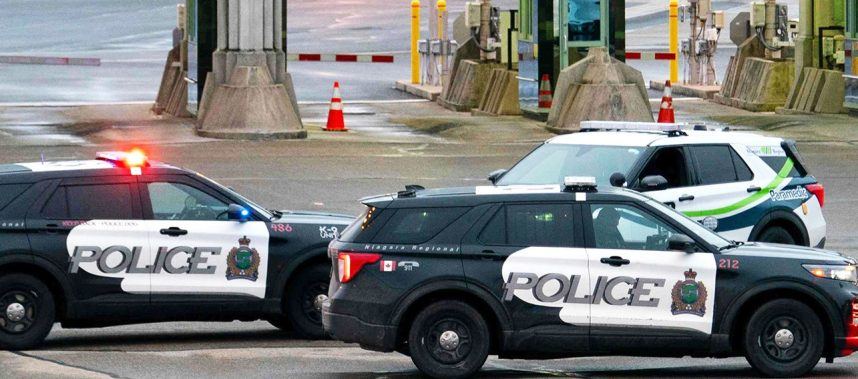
96, 149, 150, 169
124, 148, 147, 168
337, 251, 381, 283
806, 183, 825, 208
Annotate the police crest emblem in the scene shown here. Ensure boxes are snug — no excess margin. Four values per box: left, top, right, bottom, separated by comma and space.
671, 268, 707, 316
226, 236, 260, 281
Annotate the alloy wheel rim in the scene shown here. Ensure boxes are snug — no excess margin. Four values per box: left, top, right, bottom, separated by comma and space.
0, 290, 37, 334
760, 316, 809, 362
426, 318, 472, 364
301, 281, 328, 325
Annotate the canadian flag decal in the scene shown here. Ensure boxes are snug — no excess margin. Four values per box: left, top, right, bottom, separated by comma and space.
381, 260, 397, 272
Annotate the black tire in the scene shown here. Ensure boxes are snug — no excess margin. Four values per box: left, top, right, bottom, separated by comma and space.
757, 226, 797, 245
283, 264, 330, 339
0, 274, 55, 350
407, 300, 490, 379
743, 299, 824, 377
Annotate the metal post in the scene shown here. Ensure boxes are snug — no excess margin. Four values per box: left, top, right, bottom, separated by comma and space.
669, 0, 679, 83
437, 0, 447, 78
480, 0, 490, 61
411, 0, 421, 84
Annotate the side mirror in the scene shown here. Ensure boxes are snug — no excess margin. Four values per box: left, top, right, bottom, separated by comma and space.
609, 172, 626, 187
487, 169, 508, 185
640, 175, 669, 192
227, 204, 251, 222
668, 234, 696, 253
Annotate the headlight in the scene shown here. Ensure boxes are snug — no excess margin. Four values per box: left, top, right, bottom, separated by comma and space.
803, 264, 858, 283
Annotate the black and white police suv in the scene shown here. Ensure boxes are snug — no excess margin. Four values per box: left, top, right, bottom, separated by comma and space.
489, 121, 826, 248
0, 151, 352, 349
323, 178, 858, 378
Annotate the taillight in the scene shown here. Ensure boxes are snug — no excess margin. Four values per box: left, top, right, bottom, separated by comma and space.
806, 183, 825, 208
853, 299, 858, 327
337, 252, 381, 283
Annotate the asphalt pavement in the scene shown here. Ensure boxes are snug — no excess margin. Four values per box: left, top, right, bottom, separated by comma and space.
1, 99, 858, 378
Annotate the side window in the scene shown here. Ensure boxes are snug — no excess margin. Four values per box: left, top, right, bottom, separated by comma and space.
372, 207, 468, 244
43, 184, 134, 220
0, 184, 30, 211
590, 203, 682, 251
731, 148, 754, 182
638, 147, 690, 189
478, 207, 506, 245
147, 182, 229, 221
505, 204, 574, 247
691, 145, 740, 185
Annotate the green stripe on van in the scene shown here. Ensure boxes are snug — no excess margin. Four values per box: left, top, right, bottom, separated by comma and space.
682, 159, 794, 218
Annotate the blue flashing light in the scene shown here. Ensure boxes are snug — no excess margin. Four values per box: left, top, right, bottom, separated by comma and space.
241, 209, 250, 217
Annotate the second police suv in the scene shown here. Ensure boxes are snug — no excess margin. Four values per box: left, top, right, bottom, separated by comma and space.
0, 151, 352, 349
323, 177, 858, 378
488, 121, 826, 247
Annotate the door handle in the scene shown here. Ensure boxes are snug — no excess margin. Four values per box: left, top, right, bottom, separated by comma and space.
160, 227, 188, 237
678, 194, 695, 202
42, 223, 59, 235
481, 249, 496, 254
747, 186, 762, 193
600, 256, 631, 267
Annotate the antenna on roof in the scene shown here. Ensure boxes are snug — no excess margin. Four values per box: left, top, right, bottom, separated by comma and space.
40, 152, 45, 165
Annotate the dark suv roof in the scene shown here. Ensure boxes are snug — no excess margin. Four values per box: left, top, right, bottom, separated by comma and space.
0, 160, 186, 183
362, 185, 648, 209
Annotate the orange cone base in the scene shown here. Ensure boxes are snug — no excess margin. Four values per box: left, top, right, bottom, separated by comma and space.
324, 110, 348, 132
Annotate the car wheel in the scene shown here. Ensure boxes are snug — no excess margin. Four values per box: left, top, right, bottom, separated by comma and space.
284, 264, 330, 339
743, 299, 823, 377
0, 274, 56, 350
407, 300, 490, 379
757, 226, 797, 245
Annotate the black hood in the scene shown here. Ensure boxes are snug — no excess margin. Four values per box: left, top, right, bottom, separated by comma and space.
728, 242, 855, 264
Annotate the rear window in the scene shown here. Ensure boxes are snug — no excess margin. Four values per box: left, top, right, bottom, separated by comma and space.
747, 144, 804, 177
42, 184, 134, 220
0, 184, 31, 211
479, 204, 574, 247
338, 206, 376, 243
371, 207, 468, 244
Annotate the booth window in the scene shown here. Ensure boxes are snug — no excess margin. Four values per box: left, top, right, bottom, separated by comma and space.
568, 0, 601, 42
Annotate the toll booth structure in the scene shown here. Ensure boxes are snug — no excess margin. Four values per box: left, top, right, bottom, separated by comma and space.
186, 0, 217, 115
517, 0, 625, 116
846, 0, 858, 114
185, 0, 289, 116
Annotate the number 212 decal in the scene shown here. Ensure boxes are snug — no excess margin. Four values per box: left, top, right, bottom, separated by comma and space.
718, 258, 739, 270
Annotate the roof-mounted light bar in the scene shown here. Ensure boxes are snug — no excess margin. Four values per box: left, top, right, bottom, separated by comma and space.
96, 149, 149, 170
579, 121, 684, 133
563, 176, 597, 192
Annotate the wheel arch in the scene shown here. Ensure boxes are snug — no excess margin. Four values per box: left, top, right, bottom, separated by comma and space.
390, 280, 512, 353
719, 281, 842, 357
0, 254, 73, 320
267, 243, 331, 304
749, 209, 809, 246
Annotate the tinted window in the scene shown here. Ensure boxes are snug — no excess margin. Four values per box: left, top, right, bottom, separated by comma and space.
731, 149, 754, 182
373, 207, 468, 244
44, 184, 134, 219
506, 204, 574, 247
0, 184, 31, 211
760, 156, 802, 177
591, 203, 682, 251
148, 182, 228, 220
638, 147, 690, 189
478, 207, 506, 245
692, 145, 739, 185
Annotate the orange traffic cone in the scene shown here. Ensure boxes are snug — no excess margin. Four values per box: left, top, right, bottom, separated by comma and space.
657, 80, 675, 123
325, 81, 347, 132
538, 74, 553, 109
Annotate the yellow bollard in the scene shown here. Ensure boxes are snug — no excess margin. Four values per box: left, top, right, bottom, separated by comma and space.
411, 0, 421, 84
669, 0, 679, 83
437, 0, 447, 75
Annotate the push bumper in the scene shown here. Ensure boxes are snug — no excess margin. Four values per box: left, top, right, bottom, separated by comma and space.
322, 302, 398, 352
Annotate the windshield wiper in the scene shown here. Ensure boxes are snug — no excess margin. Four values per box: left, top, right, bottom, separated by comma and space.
719, 241, 743, 251
269, 209, 283, 219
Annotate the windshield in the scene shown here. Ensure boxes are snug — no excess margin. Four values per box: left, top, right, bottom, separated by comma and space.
498, 144, 644, 186
644, 198, 732, 250
197, 174, 274, 220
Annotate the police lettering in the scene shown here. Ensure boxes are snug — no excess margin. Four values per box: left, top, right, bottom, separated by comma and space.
70, 246, 221, 274
503, 272, 666, 307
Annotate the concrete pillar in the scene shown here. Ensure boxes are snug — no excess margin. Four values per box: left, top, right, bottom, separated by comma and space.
795, 0, 815, 78
197, 0, 305, 139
